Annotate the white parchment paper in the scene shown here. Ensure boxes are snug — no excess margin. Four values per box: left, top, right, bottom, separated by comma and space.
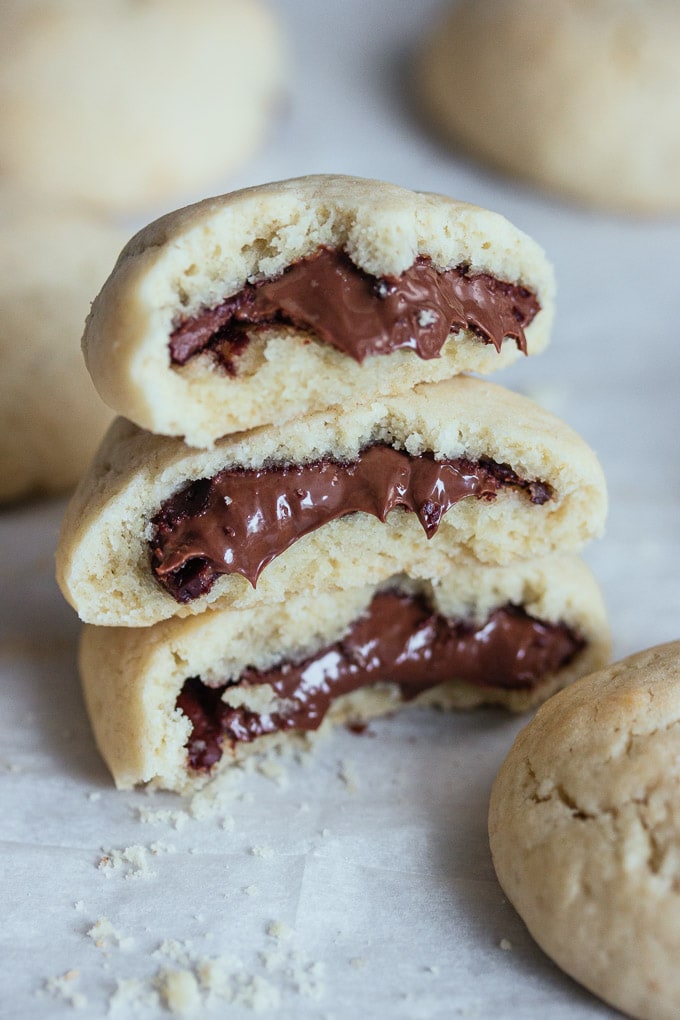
2, 2, 679, 1017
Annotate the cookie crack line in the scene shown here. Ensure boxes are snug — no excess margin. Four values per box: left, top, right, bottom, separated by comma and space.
526, 755, 680, 885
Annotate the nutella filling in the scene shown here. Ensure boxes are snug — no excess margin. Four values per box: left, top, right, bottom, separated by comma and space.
169, 248, 540, 368
150, 445, 553, 603
176, 591, 585, 771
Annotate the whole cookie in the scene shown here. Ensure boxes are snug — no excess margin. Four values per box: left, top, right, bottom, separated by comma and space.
0, 189, 125, 502
418, 0, 680, 214
489, 641, 680, 1020
0, 0, 285, 213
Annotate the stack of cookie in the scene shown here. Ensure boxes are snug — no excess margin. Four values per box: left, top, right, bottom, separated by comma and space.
56, 175, 610, 793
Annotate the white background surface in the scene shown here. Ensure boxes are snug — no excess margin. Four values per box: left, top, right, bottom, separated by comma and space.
3, 1, 680, 1017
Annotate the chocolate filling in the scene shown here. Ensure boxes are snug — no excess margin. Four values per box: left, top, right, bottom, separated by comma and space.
176, 591, 585, 771
169, 248, 540, 369
150, 445, 553, 603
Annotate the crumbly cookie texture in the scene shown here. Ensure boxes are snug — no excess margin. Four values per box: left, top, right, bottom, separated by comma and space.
417, 0, 680, 214
80, 556, 610, 792
0, 187, 123, 502
489, 640, 680, 1020
0, 0, 285, 214
82, 174, 555, 447
55, 376, 607, 627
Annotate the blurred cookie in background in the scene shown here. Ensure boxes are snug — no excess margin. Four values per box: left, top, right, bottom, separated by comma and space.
0, 0, 286, 214
417, 0, 680, 215
0, 188, 126, 503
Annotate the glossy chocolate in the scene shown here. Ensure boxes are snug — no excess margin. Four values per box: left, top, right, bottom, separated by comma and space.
176, 591, 585, 771
150, 445, 552, 603
169, 248, 540, 367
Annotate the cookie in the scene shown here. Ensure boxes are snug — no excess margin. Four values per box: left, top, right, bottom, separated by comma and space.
82, 174, 555, 447
80, 556, 610, 791
55, 375, 607, 628
489, 641, 680, 1020
0, 0, 285, 214
0, 188, 125, 502
417, 0, 680, 214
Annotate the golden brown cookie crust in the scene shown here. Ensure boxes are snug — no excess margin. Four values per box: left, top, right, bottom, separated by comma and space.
490, 640, 680, 1020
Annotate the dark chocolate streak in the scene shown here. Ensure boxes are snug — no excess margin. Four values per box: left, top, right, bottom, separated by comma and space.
169, 248, 540, 368
176, 591, 585, 771
150, 445, 553, 603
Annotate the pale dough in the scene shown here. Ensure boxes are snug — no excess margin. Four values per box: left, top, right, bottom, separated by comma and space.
81, 556, 610, 792
82, 174, 555, 446
55, 375, 607, 627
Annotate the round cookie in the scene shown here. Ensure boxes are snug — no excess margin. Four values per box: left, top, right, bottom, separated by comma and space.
489, 641, 680, 1020
417, 0, 680, 214
0, 189, 125, 503
0, 0, 286, 214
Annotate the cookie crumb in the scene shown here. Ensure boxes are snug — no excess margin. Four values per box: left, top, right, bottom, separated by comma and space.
251, 844, 274, 859
43, 970, 87, 1009
109, 977, 160, 1013
137, 806, 189, 830
417, 309, 438, 327
499, 938, 513, 951
266, 920, 294, 942
98, 844, 155, 879
87, 916, 134, 952
156, 968, 200, 1014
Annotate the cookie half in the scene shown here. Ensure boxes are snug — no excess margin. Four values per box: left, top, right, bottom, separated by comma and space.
56, 376, 607, 627
0, 0, 286, 214
489, 641, 680, 1020
80, 556, 610, 792
417, 0, 680, 214
82, 174, 555, 446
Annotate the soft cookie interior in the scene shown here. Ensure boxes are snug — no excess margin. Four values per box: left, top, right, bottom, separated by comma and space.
82, 175, 555, 446
55, 376, 607, 627
80, 557, 611, 792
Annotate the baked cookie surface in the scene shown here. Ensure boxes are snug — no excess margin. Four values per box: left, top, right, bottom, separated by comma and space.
82, 174, 555, 446
80, 556, 610, 792
418, 0, 680, 214
0, 0, 285, 213
55, 376, 607, 627
489, 640, 680, 1020
0, 189, 124, 502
